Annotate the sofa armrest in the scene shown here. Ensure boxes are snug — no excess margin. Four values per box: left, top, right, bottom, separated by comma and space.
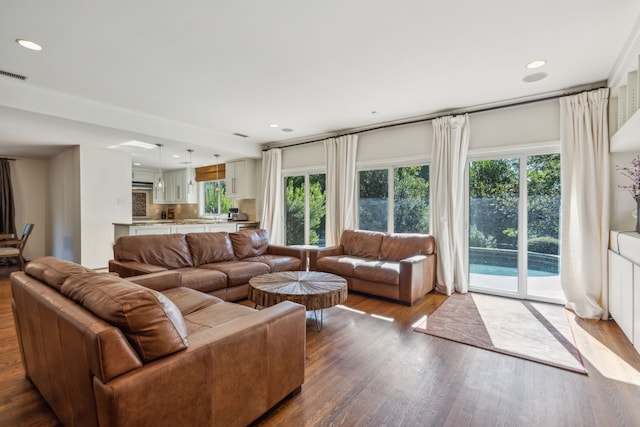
108, 260, 168, 278
267, 245, 308, 270
308, 245, 344, 271
398, 253, 436, 305
127, 271, 182, 291
93, 301, 306, 427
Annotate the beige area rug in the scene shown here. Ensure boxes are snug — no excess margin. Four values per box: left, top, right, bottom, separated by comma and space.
414, 292, 587, 374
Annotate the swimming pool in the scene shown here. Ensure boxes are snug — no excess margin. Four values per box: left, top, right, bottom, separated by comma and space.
470, 264, 557, 277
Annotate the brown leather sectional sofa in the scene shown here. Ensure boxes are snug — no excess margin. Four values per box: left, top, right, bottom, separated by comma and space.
109, 229, 306, 301
10, 256, 306, 427
310, 229, 436, 305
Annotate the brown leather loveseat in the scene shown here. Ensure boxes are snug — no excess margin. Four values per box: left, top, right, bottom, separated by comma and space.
310, 229, 436, 305
10, 256, 306, 427
109, 228, 305, 301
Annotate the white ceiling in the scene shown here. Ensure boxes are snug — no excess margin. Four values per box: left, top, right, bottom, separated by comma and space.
1, 0, 640, 169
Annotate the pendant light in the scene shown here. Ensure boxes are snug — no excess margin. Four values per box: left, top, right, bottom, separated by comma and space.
214, 154, 221, 214
156, 143, 164, 192
187, 149, 194, 193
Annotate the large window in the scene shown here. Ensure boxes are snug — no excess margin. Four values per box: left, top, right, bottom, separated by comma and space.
201, 180, 232, 216
358, 165, 430, 233
285, 173, 326, 246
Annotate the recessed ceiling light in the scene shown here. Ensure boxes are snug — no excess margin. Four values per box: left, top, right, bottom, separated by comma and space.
133, 162, 142, 166
120, 140, 156, 149
270, 124, 279, 128
16, 39, 42, 51
172, 154, 180, 158
522, 72, 548, 83
526, 60, 547, 69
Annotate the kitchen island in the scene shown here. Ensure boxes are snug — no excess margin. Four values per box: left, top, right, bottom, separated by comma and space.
114, 220, 260, 239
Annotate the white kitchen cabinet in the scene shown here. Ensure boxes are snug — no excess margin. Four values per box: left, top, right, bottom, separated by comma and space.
171, 224, 207, 234
132, 168, 155, 182
133, 225, 172, 236
205, 223, 236, 233
226, 159, 256, 199
154, 169, 197, 204
609, 250, 634, 342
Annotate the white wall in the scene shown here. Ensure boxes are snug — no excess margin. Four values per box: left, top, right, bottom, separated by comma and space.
10, 158, 48, 260
80, 146, 132, 268
49, 147, 81, 262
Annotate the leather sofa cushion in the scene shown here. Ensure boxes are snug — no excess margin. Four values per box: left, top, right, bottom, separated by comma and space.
201, 261, 270, 286
379, 233, 435, 261
230, 229, 269, 259
61, 273, 188, 362
243, 255, 301, 272
186, 232, 235, 266
114, 234, 193, 269
173, 267, 228, 293
25, 256, 95, 291
341, 230, 385, 259
161, 287, 223, 315
353, 261, 400, 285
316, 255, 370, 277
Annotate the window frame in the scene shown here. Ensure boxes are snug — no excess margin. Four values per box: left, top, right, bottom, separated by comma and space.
356, 158, 431, 234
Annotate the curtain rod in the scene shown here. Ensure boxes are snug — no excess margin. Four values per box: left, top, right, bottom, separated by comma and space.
262, 84, 607, 151
0, 157, 16, 161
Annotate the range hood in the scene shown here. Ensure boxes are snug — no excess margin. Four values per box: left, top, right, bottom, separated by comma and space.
132, 181, 154, 190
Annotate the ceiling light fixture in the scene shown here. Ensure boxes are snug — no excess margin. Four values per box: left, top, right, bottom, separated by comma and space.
121, 140, 156, 149
133, 162, 142, 166
526, 60, 547, 69
16, 39, 42, 51
270, 124, 279, 128
187, 149, 194, 194
156, 144, 164, 193
172, 154, 180, 158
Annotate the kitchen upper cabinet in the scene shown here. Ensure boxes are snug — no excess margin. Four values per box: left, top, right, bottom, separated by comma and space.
152, 168, 197, 204
132, 168, 155, 182
226, 159, 256, 199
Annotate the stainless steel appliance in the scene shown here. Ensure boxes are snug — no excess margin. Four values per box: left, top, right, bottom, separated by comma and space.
228, 208, 248, 221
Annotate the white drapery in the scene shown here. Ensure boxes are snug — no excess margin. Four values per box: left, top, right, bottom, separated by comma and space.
559, 88, 610, 320
430, 114, 470, 296
260, 148, 284, 245
325, 135, 358, 246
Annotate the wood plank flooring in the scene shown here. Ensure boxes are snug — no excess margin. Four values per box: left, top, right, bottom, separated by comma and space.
2, 268, 640, 426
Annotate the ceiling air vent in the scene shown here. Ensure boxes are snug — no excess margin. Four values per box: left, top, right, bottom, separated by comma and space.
0, 69, 27, 81
233, 132, 249, 138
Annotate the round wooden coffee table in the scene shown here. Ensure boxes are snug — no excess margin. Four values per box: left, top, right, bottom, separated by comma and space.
248, 271, 348, 331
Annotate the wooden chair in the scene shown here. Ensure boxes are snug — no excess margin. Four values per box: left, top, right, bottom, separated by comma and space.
0, 223, 34, 270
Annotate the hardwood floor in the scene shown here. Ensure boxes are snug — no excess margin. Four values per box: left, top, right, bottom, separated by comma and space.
2, 268, 640, 426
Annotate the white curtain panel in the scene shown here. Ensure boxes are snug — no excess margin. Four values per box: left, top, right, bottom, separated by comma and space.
325, 135, 358, 246
559, 88, 610, 320
260, 148, 284, 245
430, 114, 470, 296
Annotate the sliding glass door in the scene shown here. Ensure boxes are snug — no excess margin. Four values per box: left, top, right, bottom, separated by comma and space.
468, 153, 561, 303
469, 157, 520, 294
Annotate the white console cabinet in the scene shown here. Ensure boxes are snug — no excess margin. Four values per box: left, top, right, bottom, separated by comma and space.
609, 231, 640, 352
